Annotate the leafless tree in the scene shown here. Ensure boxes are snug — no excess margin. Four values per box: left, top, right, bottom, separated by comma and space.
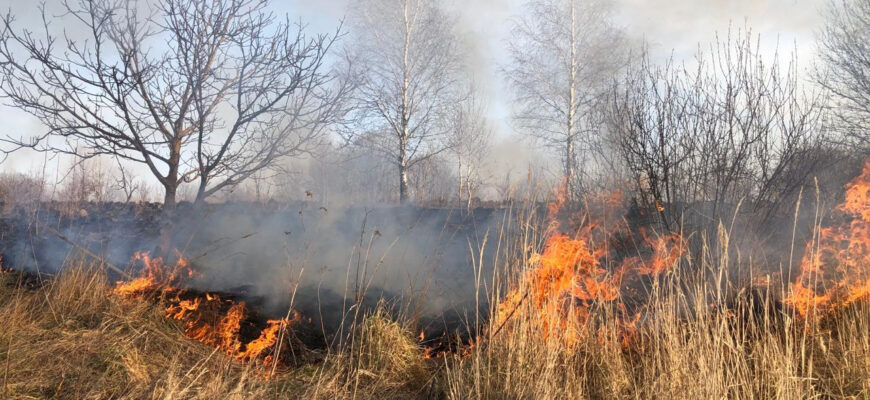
610, 30, 827, 233
816, 0, 870, 151
112, 157, 140, 203
493, 170, 515, 202
59, 158, 112, 205
345, 0, 466, 203
0, 0, 348, 212
0, 172, 45, 213
408, 153, 455, 206
449, 89, 492, 208
505, 0, 627, 197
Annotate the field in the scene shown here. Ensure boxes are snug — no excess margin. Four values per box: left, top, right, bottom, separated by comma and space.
1, 167, 868, 399
1, 0, 868, 398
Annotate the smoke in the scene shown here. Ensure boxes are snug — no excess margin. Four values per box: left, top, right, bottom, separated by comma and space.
1, 203, 505, 333
0, 0, 837, 337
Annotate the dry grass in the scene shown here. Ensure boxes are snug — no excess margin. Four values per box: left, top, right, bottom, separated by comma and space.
1, 229, 868, 399
0, 263, 434, 399
441, 220, 870, 400
441, 279, 869, 399
0, 262, 283, 399
302, 307, 435, 399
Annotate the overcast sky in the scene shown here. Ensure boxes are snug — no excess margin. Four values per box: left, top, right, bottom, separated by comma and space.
0, 0, 830, 173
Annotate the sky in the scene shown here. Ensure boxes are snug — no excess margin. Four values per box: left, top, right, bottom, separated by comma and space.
0, 0, 831, 176
278, 0, 830, 117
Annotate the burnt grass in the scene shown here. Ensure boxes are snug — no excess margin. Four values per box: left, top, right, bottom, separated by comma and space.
0, 200, 806, 358
0, 201, 507, 351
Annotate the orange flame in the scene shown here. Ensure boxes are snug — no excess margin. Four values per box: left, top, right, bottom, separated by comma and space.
634, 230, 686, 276
113, 252, 301, 373
495, 187, 684, 348
113, 251, 193, 296
786, 161, 870, 318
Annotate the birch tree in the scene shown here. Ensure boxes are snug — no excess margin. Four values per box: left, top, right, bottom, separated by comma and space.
505, 0, 626, 196
347, 0, 465, 203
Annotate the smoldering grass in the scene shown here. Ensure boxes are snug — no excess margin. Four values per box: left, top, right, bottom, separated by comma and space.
1, 191, 869, 399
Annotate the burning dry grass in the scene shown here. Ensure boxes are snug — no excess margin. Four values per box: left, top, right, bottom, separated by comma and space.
2, 166, 870, 399
1, 246, 869, 399
440, 170, 870, 399
0, 263, 284, 399
785, 161, 870, 317
0, 263, 436, 399
444, 258, 870, 399
111, 252, 312, 372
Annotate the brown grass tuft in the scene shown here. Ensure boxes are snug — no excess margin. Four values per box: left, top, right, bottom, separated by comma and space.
0, 263, 275, 399
304, 306, 434, 399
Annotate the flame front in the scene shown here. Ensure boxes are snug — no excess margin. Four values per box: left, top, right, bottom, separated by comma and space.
785, 161, 870, 318
495, 189, 685, 348
113, 252, 299, 372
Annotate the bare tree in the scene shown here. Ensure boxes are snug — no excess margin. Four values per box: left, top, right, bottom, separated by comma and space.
610, 30, 827, 233
345, 0, 466, 203
0, 0, 348, 212
505, 0, 627, 197
408, 153, 455, 205
0, 172, 46, 213
58, 158, 112, 205
817, 0, 870, 151
112, 157, 140, 203
449, 89, 492, 208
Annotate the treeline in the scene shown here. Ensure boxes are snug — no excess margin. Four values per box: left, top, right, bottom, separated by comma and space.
0, 0, 867, 229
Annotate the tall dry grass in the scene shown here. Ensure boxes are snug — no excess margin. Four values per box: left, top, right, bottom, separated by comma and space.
442, 205, 870, 400
0, 261, 284, 399
0, 261, 438, 399
1, 200, 868, 399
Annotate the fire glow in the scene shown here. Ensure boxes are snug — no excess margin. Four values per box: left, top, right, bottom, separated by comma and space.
495, 188, 685, 348
785, 161, 870, 318
113, 252, 300, 372
109, 162, 870, 366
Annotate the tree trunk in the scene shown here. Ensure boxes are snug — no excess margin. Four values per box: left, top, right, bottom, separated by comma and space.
566, 135, 575, 196
565, 0, 577, 199
399, 162, 410, 203
398, 1, 411, 204
194, 177, 208, 206
159, 142, 181, 257
465, 163, 474, 210
398, 135, 410, 203
163, 185, 177, 211
158, 183, 177, 257
457, 156, 462, 204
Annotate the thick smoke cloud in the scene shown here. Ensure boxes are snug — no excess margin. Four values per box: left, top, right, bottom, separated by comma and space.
1, 204, 505, 333
184, 205, 502, 326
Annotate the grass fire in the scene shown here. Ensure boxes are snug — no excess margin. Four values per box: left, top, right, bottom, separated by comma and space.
112, 252, 308, 373
0, 0, 869, 398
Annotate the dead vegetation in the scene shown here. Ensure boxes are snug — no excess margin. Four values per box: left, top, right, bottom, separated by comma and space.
0, 262, 438, 399
0, 263, 283, 399
1, 151, 868, 400
2, 173, 869, 399
1, 226, 869, 400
